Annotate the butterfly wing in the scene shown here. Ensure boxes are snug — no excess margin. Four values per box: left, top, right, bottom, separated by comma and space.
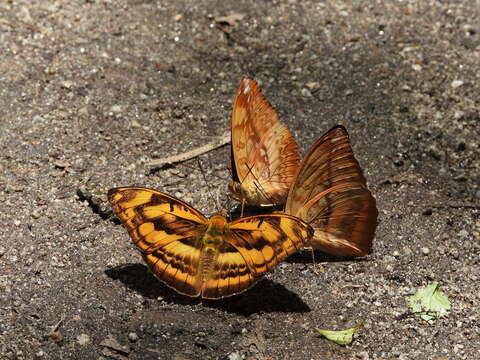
108, 187, 208, 297
200, 214, 313, 299
230, 78, 300, 206
285, 126, 378, 257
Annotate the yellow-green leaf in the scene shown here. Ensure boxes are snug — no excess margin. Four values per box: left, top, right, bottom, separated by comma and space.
408, 281, 451, 321
315, 321, 364, 345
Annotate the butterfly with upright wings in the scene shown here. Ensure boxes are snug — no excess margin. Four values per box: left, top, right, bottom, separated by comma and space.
228, 78, 377, 256
108, 187, 313, 299
229, 78, 300, 208
285, 125, 378, 257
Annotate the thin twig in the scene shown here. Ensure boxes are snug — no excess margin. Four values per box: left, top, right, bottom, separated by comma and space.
146, 131, 230, 167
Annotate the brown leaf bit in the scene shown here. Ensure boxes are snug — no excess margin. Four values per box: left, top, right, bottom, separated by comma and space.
214, 13, 245, 26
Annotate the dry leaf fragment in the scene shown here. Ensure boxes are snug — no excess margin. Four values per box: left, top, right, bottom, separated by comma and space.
214, 13, 245, 26
100, 335, 130, 360
315, 321, 364, 345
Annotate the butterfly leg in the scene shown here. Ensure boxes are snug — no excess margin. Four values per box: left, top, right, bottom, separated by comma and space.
309, 247, 322, 276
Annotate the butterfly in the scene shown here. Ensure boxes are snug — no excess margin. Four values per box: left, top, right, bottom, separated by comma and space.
284, 125, 378, 257
108, 187, 313, 299
229, 77, 300, 208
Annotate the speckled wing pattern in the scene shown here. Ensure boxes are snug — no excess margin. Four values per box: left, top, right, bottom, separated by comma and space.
285, 126, 378, 257
108, 187, 313, 299
108, 187, 208, 297
230, 78, 300, 206
202, 214, 313, 299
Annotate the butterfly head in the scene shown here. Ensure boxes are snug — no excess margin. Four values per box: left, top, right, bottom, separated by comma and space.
203, 214, 230, 252
228, 180, 267, 206
228, 181, 242, 199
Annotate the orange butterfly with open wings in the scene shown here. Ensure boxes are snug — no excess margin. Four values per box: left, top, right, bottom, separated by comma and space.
108, 187, 313, 299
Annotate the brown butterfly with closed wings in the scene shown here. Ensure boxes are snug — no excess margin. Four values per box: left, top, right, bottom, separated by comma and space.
285, 125, 378, 257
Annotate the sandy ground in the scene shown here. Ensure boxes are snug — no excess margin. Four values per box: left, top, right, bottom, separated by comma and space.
0, 1, 479, 359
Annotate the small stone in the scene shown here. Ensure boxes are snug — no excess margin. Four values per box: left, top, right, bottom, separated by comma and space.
422, 208, 433, 216
228, 352, 243, 360
412, 64, 422, 72
77, 333, 90, 345
301, 88, 312, 97
110, 105, 122, 113
131, 119, 141, 128
403, 246, 413, 255
62, 80, 73, 89
173, 14, 183, 22
451, 79, 464, 88
305, 81, 320, 91
421, 247, 430, 255
458, 229, 468, 238
392, 250, 400, 258
128, 332, 139, 342
453, 110, 465, 120
32, 209, 42, 219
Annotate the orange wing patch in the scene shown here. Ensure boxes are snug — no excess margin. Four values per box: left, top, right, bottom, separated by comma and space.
285, 126, 378, 257
230, 78, 300, 207
108, 187, 313, 299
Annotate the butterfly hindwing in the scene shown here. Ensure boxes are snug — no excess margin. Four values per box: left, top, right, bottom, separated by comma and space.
201, 214, 313, 299
228, 214, 313, 274
285, 126, 378, 257
230, 78, 300, 206
108, 187, 207, 296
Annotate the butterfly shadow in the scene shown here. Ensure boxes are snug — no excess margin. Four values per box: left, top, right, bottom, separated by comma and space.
286, 249, 373, 264
105, 263, 202, 306
104, 263, 311, 314
203, 279, 311, 316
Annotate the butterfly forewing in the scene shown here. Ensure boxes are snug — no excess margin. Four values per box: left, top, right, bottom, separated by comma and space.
108, 187, 207, 296
230, 78, 300, 206
285, 126, 378, 257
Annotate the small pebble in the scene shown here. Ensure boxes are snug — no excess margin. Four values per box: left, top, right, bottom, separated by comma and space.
228, 352, 243, 360
77, 333, 90, 345
451, 79, 464, 88
422, 208, 433, 216
421, 247, 430, 255
128, 332, 139, 342
301, 88, 312, 97
458, 229, 468, 238
110, 105, 122, 113
32, 209, 41, 219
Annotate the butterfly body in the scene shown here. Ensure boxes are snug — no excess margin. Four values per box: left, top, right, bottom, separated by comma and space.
108, 187, 313, 299
230, 78, 300, 207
